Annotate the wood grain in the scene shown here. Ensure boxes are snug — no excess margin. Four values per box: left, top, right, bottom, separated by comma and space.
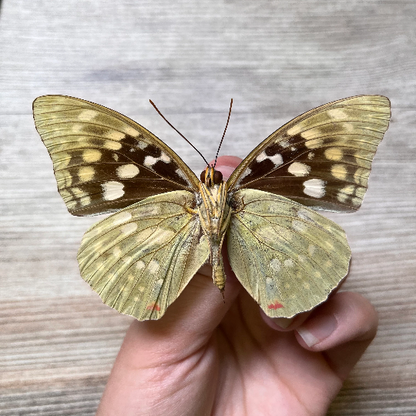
1, 0, 415, 414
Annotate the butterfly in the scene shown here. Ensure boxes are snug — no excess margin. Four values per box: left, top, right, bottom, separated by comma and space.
33, 95, 391, 320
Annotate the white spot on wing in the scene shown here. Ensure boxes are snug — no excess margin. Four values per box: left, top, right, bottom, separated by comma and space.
144, 152, 171, 167
117, 164, 140, 179
144, 156, 158, 167
148, 259, 160, 274
284, 259, 294, 268
269, 258, 281, 272
160, 152, 171, 163
111, 211, 132, 225
256, 151, 268, 162
288, 162, 311, 177
120, 222, 138, 235
303, 179, 326, 198
255, 150, 283, 167
239, 167, 252, 180
137, 141, 148, 150
328, 109, 347, 119
102, 181, 125, 200
136, 260, 145, 270
175, 168, 191, 184
292, 220, 307, 232
308, 245, 316, 256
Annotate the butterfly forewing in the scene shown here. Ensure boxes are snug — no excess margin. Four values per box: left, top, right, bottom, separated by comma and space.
33, 96, 199, 216
78, 190, 210, 320
228, 189, 351, 318
227, 95, 391, 212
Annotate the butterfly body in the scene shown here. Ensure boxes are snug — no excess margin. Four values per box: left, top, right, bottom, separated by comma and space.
197, 167, 231, 292
33, 95, 390, 320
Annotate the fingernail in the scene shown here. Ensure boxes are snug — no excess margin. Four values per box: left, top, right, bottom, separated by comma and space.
296, 313, 337, 347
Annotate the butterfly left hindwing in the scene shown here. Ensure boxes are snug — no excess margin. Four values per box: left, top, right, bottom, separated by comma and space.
78, 191, 209, 320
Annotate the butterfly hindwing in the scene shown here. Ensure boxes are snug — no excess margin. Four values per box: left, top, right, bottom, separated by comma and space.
227, 189, 351, 318
77, 190, 210, 320
227, 95, 391, 212
33, 95, 199, 216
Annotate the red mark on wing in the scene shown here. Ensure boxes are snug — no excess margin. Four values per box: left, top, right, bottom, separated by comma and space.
268, 301, 284, 310
146, 302, 161, 311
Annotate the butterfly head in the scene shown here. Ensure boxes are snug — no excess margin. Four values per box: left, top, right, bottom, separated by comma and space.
200, 166, 223, 187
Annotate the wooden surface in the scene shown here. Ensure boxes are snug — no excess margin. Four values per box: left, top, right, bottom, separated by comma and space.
1, 0, 415, 414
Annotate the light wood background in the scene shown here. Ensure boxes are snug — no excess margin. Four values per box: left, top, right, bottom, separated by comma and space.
1, 0, 415, 414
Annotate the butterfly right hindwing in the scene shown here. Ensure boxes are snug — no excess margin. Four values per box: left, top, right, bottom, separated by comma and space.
227, 189, 351, 318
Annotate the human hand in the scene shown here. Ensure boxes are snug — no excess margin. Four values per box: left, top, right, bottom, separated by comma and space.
96, 156, 378, 416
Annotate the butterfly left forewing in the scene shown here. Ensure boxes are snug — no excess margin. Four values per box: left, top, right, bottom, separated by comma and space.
227, 95, 391, 212
33, 95, 199, 216
227, 189, 351, 318
78, 190, 210, 320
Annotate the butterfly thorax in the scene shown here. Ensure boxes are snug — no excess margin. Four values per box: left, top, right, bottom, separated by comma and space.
197, 166, 231, 291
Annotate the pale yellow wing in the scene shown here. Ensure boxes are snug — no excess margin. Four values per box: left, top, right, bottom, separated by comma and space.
78, 190, 209, 320
227, 189, 351, 318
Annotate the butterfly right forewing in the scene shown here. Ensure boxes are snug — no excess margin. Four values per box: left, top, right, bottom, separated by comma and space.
227, 95, 391, 212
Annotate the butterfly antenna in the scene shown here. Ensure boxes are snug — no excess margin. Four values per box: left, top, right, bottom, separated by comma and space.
149, 100, 209, 166
213, 98, 233, 168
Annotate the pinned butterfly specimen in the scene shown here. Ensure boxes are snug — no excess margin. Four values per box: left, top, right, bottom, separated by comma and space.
33, 95, 391, 320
